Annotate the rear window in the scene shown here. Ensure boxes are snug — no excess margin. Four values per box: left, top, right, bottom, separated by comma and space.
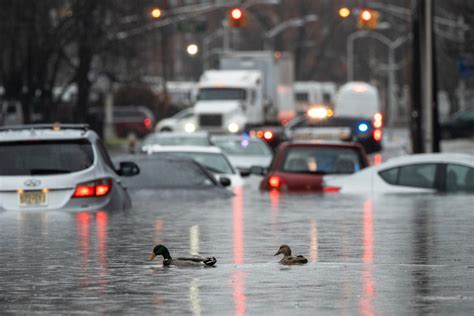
281, 146, 364, 175
0, 139, 94, 175
120, 158, 216, 189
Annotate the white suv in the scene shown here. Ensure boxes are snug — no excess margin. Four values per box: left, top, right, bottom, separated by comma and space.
0, 124, 139, 211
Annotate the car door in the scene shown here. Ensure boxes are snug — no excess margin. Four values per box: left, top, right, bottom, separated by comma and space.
443, 164, 474, 193
378, 163, 440, 193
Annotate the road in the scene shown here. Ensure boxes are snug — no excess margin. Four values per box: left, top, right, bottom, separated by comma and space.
1, 130, 473, 315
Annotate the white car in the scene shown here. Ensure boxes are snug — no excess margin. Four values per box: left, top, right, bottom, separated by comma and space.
155, 108, 196, 133
211, 135, 273, 170
324, 153, 474, 194
146, 146, 244, 187
0, 124, 139, 211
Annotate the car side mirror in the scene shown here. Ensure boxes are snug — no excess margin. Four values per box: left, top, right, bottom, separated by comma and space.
250, 166, 266, 176
117, 161, 140, 177
219, 176, 232, 187
238, 168, 251, 177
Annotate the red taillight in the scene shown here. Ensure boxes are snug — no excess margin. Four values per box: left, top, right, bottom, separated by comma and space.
373, 128, 383, 142
263, 131, 273, 140
256, 131, 264, 138
144, 117, 152, 129
373, 112, 383, 129
73, 179, 112, 198
268, 176, 281, 189
323, 186, 341, 193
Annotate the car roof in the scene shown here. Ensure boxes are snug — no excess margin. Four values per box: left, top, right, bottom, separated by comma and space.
151, 131, 209, 138
381, 153, 474, 168
284, 140, 364, 148
147, 145, 223, 154
0, 125, 95, 142
211, 135, 263, 142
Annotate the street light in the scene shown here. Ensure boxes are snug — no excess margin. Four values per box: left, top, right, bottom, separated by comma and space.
186, 43, 199, 56
338, 7, 351, 18
151, 8, 162, 19
263, 14, 319, 49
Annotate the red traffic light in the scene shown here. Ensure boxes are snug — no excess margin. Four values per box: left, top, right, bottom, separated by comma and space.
228, 7, 246, 27
361, 10, 372, 21
231, 8, 243, 20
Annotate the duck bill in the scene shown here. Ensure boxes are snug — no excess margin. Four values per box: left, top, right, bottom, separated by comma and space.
274, 250, 281, 256
149, 253, 157, 261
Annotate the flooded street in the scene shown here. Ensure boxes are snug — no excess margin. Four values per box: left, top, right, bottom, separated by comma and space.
1, 174, 474, 315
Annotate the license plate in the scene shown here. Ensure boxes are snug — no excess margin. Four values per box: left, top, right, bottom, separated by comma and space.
19, 190, 47, 207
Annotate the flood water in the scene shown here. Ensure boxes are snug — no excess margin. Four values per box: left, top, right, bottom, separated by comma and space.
1, 174, 474, 315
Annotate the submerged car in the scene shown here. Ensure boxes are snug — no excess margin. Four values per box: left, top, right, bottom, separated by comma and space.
252, 141, 369, 192
0, 124, 139, 211
116, 156, 232, 195
323, 153, 474, 194
140, 131, 212, 151
155, 107, 195, 132
146, 146, 245, 187
211, 134, 273, 171
441, 107, 474, 139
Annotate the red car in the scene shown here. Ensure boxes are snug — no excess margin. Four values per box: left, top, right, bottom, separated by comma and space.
251, 141, 370, 192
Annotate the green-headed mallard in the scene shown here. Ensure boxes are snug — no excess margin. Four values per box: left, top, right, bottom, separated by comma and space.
274, 244, 308, 265
149, 244, 217, 267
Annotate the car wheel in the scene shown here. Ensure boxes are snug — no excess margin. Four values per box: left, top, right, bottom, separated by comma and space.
160, 127, 172, 132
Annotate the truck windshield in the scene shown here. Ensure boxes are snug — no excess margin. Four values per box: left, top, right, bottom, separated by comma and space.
197, 88, 246, 101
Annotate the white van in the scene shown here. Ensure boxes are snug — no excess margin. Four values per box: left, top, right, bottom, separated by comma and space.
1, 100, 24, 126
334, 82, 381, 118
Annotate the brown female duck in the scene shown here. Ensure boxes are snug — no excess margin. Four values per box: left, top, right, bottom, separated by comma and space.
274, 245, 308, 265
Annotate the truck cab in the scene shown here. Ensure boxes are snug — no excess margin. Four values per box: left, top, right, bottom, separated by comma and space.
194, 70, 263, 133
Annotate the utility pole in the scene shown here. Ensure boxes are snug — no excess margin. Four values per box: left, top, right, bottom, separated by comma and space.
411, 0, 439, 153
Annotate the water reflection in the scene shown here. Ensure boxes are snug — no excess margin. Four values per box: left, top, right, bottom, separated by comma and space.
96, 211, 108, 290
309, 219, 318, 262
270, 190, 280, 244
359, 199, 375, 316
232, 271, 246, 316
233, 187, 244, 264
76, 212, 91, 287
190, 225, 200, 256
190, 278, 202, 316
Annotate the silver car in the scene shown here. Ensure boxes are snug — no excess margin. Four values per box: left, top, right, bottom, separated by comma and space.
0, 124, 139, 211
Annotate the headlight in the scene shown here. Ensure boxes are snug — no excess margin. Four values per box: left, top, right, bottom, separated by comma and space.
184, 123, 196, 133
307, 106, 332, 119
228, 122, 240, 133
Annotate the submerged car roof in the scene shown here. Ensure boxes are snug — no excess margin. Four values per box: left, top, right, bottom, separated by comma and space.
382, 153, 474, 168
0, 124, 96, 142
146, 145, 223, 154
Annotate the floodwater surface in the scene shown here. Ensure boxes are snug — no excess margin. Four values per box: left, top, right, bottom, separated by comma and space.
1, 177, 474, 315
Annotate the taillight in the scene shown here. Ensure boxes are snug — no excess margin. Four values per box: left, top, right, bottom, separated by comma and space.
268, 176, 281, 189
323, 186, 341, 193
263, 131, 273, 140
144, 117, 152, 129
373, 128, 383, 142
373, 112, 383, 129
73, 179, 112, 198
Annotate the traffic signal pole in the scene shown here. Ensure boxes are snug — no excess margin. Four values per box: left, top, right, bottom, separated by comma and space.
411, 0, 440, 153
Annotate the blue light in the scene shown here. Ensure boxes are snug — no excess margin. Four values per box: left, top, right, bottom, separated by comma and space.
358, 122, 369, 133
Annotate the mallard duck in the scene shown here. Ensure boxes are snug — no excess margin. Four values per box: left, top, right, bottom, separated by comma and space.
274, 244, 308, 265
149, 244, 217, 267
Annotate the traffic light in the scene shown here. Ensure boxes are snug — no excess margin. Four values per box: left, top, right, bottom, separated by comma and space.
228, 8, 246, 27
338, 7, 351, 18
357, 9, 379, 29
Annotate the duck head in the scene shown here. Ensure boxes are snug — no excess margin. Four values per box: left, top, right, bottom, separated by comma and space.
274, 244, 292, 257
149, 244, 172, 261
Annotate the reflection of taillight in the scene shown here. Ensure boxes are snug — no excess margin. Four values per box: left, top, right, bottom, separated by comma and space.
144, 117, 152, 129
323, 186, 341, 193
73, 179, 112, 198
373, 128, 382, 142
263, 131, 273, 140
268, 176, 281, 189
373, 112, 383, 129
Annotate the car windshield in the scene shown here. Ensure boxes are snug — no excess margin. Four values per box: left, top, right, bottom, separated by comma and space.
153, 151, 235, 174
213, 138, 272, 156
0, 139, 94, 176
142, 135, 210, 147
281, 147, 363, 175
120, 158, 216, 189
197, 88, 246, 101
